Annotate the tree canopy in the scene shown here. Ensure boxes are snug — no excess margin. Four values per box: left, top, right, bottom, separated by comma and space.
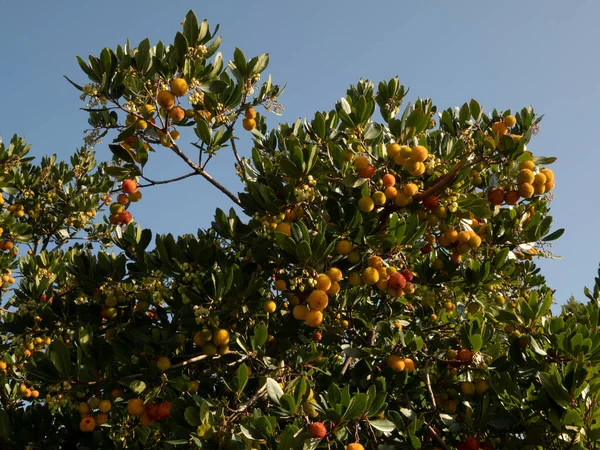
0, 10, 599, 450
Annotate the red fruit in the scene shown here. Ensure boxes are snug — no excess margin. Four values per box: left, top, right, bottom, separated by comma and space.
313, 331, 322, 341
420, 244, 432, 254
40, 294, 47, 303
388, 272, 407, 290
146, 403, 161, 421
157, 401, 172, 419
488, 187, 505, 206
465, 437, 480, 450
308, 422, 327, 439
457, 443, 468, 450
122, 179, 137, 194
109, 214, 120, 225
118, 211, 133, 224
399, 269, 413, 282
422, 196, 439, 210
357, 165, 375, 179
100, 307, 110, 320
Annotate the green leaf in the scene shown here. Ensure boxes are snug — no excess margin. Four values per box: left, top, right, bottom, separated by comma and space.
236, 363, 249, 394
129, 380, 147, 394
254, 323, 268, 348
542, 228, 564, 242
539, 370, 570, 409
342, 393, 367, 420
183, 11, 199, 45
469, 334, 483, 352
280, 394, 296, 414
50, 340, 72, 377
368, 419, 395, 432
198, 80, 228, 93
195, 119, 212, 145
136, 38, 151, 73
184, 406, 201, 427
266, 378, 284, 405
249, 53, 269, 75
233, 48, 248, 76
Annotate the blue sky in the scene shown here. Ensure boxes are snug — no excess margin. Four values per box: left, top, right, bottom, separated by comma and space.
0, 1, 598, 306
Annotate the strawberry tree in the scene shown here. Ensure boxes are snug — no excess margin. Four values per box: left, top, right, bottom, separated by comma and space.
0, 10, 599, 450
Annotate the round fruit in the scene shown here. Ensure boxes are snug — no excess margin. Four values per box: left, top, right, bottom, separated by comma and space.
242, 118, 256, 131
293, 305, 308, 320
327, 282, 340, 295
98, 400, 112, 413
382, 173, 396, 187
384, 186, 398, 199
212, 329, 230, 346
387, 355, 405, 372
519, 160, 535, 170
518, 183, 534, 198
308, 422, 327, 439
357, 165, 375, 178
358, 196, 375, 213
170, 78, 189, 96
245, 107, 257, 119
275, 222, 291, 236
354, 155, 370, 170
263, 300, 277, 313
194, 329, 213, 346
372, 191, 386, 206
541, 168, 554, 182
504, 115, 517, 127
79, 416, 96, 432
488, 187, 505, 205
394, 193, 412, 207
348, 272, 362, 286
304, 310, 323, 327
122, 179, 137, 194
274, 279, 287, 291
346, 444, 365, 450
422, 196, 439, 210
533, 173, 547, 185
457, 349, 472, 362
202, 343, 218, 356
127, 398, 145, 416
403, 358, 415, 372
95, 413, 108, 425
315, 274, 332, 291
491, 121, 508, 136
386, 143, 401, 158
327, 267, 343, 282
308, 290, 329, 311
410, 145, 428, 162
517, 169, 535, 184
169, 106, 185, 122
504, 191, 520, 205
361, 267, 380, 285
336, 240, 353, 255
157, 90, 175, 110
157, 356, 171, 371
468, 234, 482, 248
461, 381, 475, 396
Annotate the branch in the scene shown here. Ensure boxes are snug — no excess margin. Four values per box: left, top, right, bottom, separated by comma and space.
230, 136, 247, 180
169, 143, 243, 207
139, 172, 199, 188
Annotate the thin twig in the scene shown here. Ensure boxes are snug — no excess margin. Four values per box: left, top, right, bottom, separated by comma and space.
229, 135, 247, 180
169, 143, 243, 207
139, 172, 199, 187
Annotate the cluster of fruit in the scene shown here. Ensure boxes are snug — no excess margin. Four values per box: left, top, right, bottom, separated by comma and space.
488, 160, 555, 206
436, 225, 484, 264
21, 334, 51, 358
78, 398, 112, 432
308, 421, 365, 450
108, 179, 140, 225
346, 254, 414, 299
127, 398, 172, 426
385, 143, 429, 176
193, 328, 231, 356
242, 107, 257, 131
288, 269, 343, 328
18, 382, 40, 399
386, 354, 416, 373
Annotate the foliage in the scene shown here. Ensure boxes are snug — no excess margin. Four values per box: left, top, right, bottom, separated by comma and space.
0, 10, 598, 450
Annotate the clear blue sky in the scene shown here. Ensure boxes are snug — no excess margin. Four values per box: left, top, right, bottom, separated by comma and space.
0, 1, 598, 306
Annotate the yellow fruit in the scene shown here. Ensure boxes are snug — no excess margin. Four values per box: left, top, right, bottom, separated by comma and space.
157, 357, 171, 371
403, 358, 415, 372
348, 251, 360, 264
202, 343, 218, 356
304, 310, 323, 327
78, 402, 91, 415
534, 183, 546, 195
141, 104, 155, 117
170, 78, 189, 97
98, 400, 111, 413
457, 231, 471, 244
384, 186, 397, 200
503, 115, 517, 127
245, 107, 257, 119
410, 162, 426, 176
95, 413, 108, 425
194, 329, 213, 346
0, 361, 6, 371
517, 169, 535, 184
212, 329, 230, 346
491, 121, 508, 136
134, 119, 148, 130
354, 155, 370, 170
346, 443, 365, 450
545, 180, 555, 191
386, 143, 401, 158
189, 381, 199, 393
367, 255, 383, 268
218, 345, 229, 355
308, 290, 329, 311
358, 197, 374, 213
394, 193, 412, 207
348, 272, 362, 286
372, 191, 386, 206
274, 279, 287, 291
446, 349, 458, 359
519, 160, 535, 171
468, 234, 482, 248
293, 305, 308, 320
361, 267, 380, 285
461, 381, 475, 396
540, 168, 554, 182
518, 183, 534, 198
410, 145, 428, 162
315, 274, 332, 291
375, 279, 388, 291
157, 90, 175, 110
475, 379, 489, 394
336, 240, 353, 255
242, 118, 256, 131
387, 355, 405, 372
127, 398, 145, 416
139, 412, 155, 426
533, 173, 547, 185
327, 267, 343, 282
263, 300, 277, 313
399, 145, 412, 159
275, 222, 292, 236
327, 282, 340, 295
